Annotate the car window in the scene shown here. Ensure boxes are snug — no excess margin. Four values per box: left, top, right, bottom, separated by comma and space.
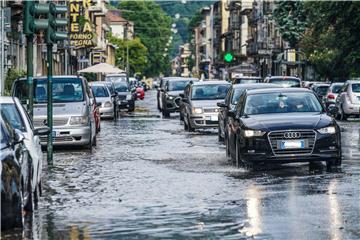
22, 105, 34, 131
331, 85, 343, 93
191, 84, 230, 100
231, 88, 247, 105
268, 78, 301, 87
244, 92, 323, 115
0, 103, 26, 132
351, 83, 360, 93
235, 78, 260, 84
114, 82, 129, 92
315, 86, 329, 96
105, 75, 126, 82
92, 85, 109, 97
168, 80, 190, 91
1, 122, 11, 149
14, 78, 85, 103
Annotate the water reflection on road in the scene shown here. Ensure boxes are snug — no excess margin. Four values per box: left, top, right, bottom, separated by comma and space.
2, 90, 360, 239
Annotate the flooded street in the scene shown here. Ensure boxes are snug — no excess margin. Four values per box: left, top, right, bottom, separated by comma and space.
3, 90, 360, 239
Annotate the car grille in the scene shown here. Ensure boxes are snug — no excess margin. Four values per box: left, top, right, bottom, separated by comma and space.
33, 118, 69, 127
203, 107, 219, 113
40, 136, 74, 142
268, 130, 316, 155
117, 95, 127, 100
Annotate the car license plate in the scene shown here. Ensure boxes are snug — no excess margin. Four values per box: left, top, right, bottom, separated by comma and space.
280, 140, 305, 149
210, 115, 218, 121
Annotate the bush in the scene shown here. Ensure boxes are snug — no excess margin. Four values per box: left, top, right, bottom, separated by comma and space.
5, 68, 25, 95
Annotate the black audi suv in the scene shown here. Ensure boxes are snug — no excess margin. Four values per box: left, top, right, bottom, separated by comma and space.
227, 88, 341, 169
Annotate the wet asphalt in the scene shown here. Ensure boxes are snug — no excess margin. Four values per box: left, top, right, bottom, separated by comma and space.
2, 89, 360, 239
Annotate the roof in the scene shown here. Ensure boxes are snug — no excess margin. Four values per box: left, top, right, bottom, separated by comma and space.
246, 88, 312, 95
0, 96, 15, 104
267, 76, 300, 80
192, 80, 230, 86
232, 83, 278, 89
106, 10, 133, 25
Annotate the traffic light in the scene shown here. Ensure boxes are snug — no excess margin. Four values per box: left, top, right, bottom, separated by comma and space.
46, 3, 68, 44
224, 53, 234, 63
24, 2, 50, 35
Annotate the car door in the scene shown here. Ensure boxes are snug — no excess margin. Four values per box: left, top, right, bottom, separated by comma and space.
219, 88, 232, 136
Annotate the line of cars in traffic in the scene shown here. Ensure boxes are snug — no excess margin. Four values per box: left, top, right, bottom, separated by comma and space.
157, 76, 359, 171
1, 73, 148, 230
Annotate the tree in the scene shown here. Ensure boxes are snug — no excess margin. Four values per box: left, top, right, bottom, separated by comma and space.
118, 1, 172, 77
272, 1, 307, 48
300, 1, 360, 79
107, 34, 148, 75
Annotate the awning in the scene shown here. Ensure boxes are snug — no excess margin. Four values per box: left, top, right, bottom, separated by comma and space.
78, 63, 124, 74
227, 63, 258, 74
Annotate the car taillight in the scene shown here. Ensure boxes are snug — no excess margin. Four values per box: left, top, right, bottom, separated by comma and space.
328, 94, 335, 99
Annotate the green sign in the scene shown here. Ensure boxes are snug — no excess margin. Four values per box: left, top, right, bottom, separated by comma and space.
224, 53, 234, 63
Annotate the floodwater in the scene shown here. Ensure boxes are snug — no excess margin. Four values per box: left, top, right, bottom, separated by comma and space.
2, 90, 360, 239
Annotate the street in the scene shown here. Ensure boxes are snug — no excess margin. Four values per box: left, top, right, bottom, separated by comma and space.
2, 90, 360, 239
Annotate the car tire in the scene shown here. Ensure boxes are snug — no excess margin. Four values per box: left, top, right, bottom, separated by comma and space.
93, 134, 97, 147
187, 116, 195, 132
24, 166, 34, 212
235, 139, 241, 168
218, 125, 224, 142
225, 132, 230, 158
129, 102, 135, 112
340, 105, 348, 121
162, 110, 170, 118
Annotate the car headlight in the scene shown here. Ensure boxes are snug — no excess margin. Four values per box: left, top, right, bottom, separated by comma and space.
192, 107, 203, 114
167, 95, 174, 100
318, 126, 336, 134
244, 129, 266, 137
103, 101, 112, 108
69, 116, 88, 125
126, 94, 132, 100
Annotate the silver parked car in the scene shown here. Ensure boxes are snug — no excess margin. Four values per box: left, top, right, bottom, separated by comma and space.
0, 96, 49, 212
90, 82, 114, 119
181, 80, 231, 131
12, 76, 97, 149
335, 80, 360, 120
324, 82, 344, 108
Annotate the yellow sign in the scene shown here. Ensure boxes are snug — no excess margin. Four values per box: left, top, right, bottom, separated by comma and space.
69, 0, 94, 48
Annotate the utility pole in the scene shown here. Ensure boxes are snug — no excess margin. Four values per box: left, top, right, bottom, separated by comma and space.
125, 22, 129, 83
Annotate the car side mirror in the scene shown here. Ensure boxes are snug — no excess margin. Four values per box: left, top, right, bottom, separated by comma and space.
327, 104, 338, 116
13, 129, 25, 144
227, 110, 236, 118
34, 127, 50, 136
217, 101, 227, 108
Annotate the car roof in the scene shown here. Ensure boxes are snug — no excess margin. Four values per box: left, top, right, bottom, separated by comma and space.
246, 87, 313, 95
232, 83, 277, 89
346, 80, 360, 84
0, 96, 16, 104
312, 83, 330, 87
89, 81, 108, 85
192, 80, 230, 86
233, 76, 262, 79
18, 75, 84, 81
267, 76, 301, 80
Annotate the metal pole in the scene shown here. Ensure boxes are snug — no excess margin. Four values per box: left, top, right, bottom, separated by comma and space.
27, 35, 34, 119
125, 23, 129, 83
64, 43, 68, 75
47, 44, 53, 164
0, 4, 4, 96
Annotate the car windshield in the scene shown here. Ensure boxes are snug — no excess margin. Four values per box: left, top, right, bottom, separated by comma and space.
244, 92, 323, 115
231, 89, 246, 104
331, 85, 343, 93
92, 85, 109, 98
0, 104, 26, 132
105, 76, 127, 82
315, 86, 329, 96
14, 78, 84, 103
168, 80, 189, 91
191, 84, 230, 100
269, 78, 301, 87
352, 83, 360, 92
235, 78, 260, 84
114, 82, 129, 92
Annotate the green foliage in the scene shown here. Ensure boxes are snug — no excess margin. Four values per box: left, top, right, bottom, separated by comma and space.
107, 34, 148, 75
5, 68, 25, 95
272, 1, 307, 48
119, 0, 172, 77
300, 1, 360, 79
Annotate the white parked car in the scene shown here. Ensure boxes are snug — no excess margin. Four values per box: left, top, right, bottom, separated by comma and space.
90, 82, 114, 119
0, 96, 49, 210
324, 82, 344, 108
335, 80, 360, 120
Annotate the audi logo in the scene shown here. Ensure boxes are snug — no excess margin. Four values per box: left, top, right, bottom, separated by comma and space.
284, 132, 301, 139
